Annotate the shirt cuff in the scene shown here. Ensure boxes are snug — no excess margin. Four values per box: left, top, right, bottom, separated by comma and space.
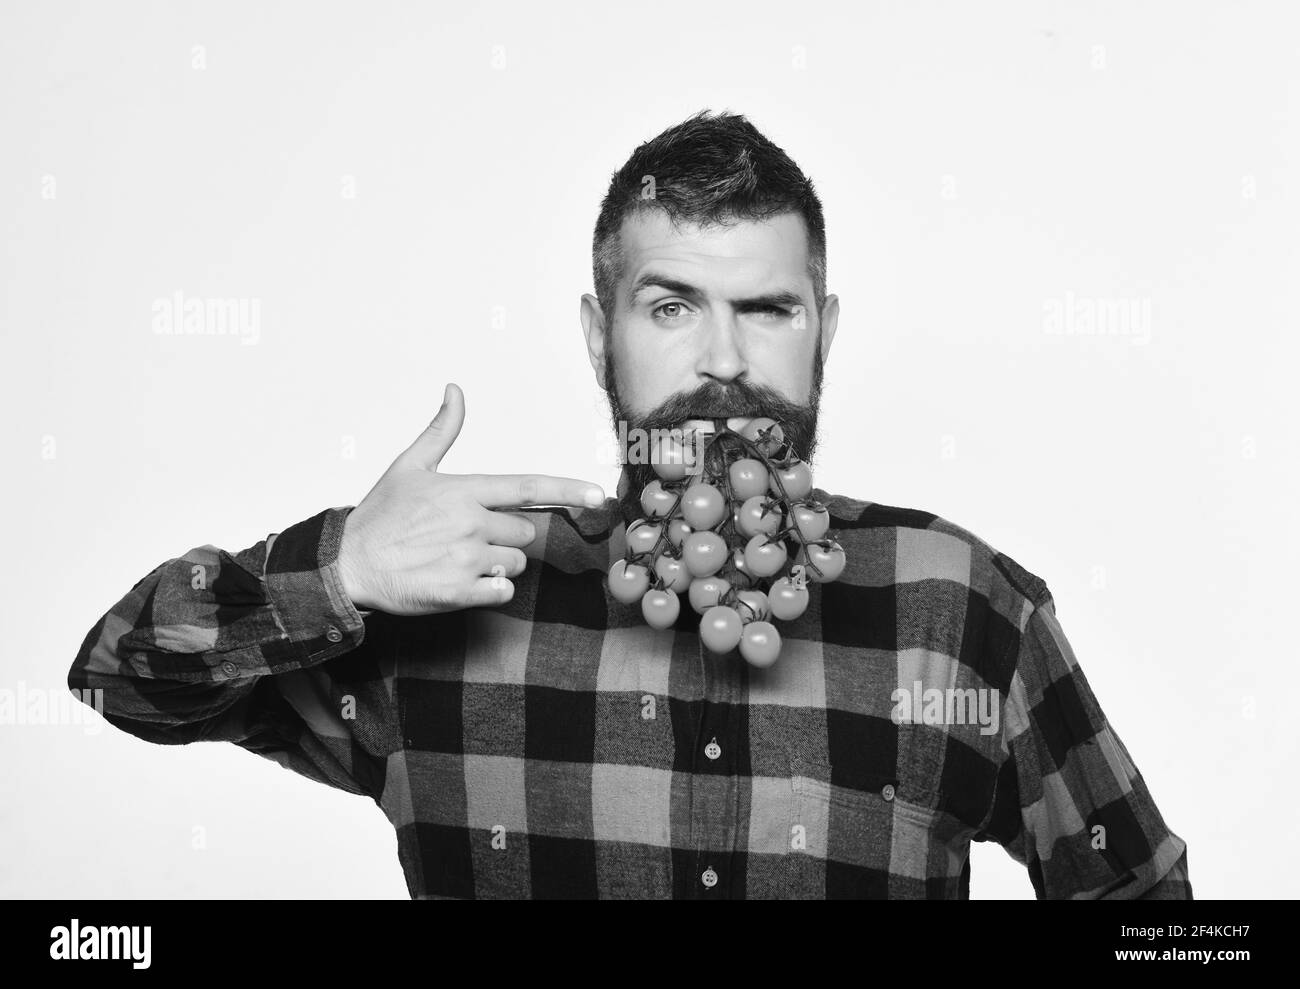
261, 506, 367, 672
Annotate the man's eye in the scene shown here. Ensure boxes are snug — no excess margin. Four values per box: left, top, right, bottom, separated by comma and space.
653, 302, 690, 320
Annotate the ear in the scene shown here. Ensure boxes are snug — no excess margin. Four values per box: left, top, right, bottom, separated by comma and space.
580, 293, 610, 389
818, 294, 840, 361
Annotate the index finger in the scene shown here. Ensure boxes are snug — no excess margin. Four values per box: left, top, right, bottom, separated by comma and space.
463, 474, 606, 510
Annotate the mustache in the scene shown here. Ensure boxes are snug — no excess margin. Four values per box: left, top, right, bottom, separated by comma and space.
625, 380, 810, 434
607, 373, 823, 525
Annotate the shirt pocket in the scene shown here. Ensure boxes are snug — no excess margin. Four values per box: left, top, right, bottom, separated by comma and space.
788, 758, 943, 875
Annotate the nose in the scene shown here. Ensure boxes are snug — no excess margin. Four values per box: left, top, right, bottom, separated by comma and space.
694, 310, 748, 385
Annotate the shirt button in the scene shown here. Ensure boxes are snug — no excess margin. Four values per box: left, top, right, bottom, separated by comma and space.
701, 867, 718, 889
220, 661, 238, 677
325, 626, 343, 643
881, 784, 896, 802
704, 738, 721, 760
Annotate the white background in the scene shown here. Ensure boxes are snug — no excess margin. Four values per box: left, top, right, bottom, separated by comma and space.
2, 0, 1296, 898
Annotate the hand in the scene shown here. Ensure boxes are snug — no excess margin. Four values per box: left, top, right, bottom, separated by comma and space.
337, 383, 605, 615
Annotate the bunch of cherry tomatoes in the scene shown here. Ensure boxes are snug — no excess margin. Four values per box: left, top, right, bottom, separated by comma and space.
606, 418, 846, 668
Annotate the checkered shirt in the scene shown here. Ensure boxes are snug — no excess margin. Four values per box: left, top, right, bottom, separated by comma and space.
68, 489, 1191, 899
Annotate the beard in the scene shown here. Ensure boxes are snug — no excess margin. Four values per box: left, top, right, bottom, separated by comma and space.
604, 344, 825, 523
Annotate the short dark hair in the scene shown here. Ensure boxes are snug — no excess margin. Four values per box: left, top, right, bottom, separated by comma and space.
592, 110, 827, 321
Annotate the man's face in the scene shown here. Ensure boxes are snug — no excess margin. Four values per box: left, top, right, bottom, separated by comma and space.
581, 210, 839, 499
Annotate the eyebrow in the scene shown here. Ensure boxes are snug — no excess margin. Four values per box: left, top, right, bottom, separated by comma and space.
629, 272, 807, 311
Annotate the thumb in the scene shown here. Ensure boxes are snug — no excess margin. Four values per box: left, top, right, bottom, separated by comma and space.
393, 383, 465, 471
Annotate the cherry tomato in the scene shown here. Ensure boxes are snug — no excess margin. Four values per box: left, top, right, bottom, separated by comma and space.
789, 501, 829, 541
652, 433, 691, 482
743, 534, 788, 578
739, 621, 782, 668
725, 545, 756, 584
688, 576, 729, 615
728, 458, 769, 500
640, 480, 678, 520
795, 540, 847, 583
740, 418, 786, 456
653, 554, 692, 593
768, 577, 810, 621
682, 530, 728, 577
626, 519, 662, 556
770, 460, 813, 500
681, 482, 726, 529
666, 518, 694, 549
735, 588, 770, 623
607, 560, 650, 604
736, 495, 782, 538
700, 605, 743, 653
641, 588, 681, 629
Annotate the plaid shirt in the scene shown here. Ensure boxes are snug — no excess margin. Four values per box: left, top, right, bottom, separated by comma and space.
68, 486, 1191, 899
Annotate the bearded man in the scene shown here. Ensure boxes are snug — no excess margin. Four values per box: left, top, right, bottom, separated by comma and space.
69, 110, 1190, 900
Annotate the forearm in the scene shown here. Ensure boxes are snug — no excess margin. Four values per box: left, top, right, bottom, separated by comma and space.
67, 507, 366, 742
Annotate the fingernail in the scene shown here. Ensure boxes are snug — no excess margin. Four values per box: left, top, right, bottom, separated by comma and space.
584, 487, 605, 508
